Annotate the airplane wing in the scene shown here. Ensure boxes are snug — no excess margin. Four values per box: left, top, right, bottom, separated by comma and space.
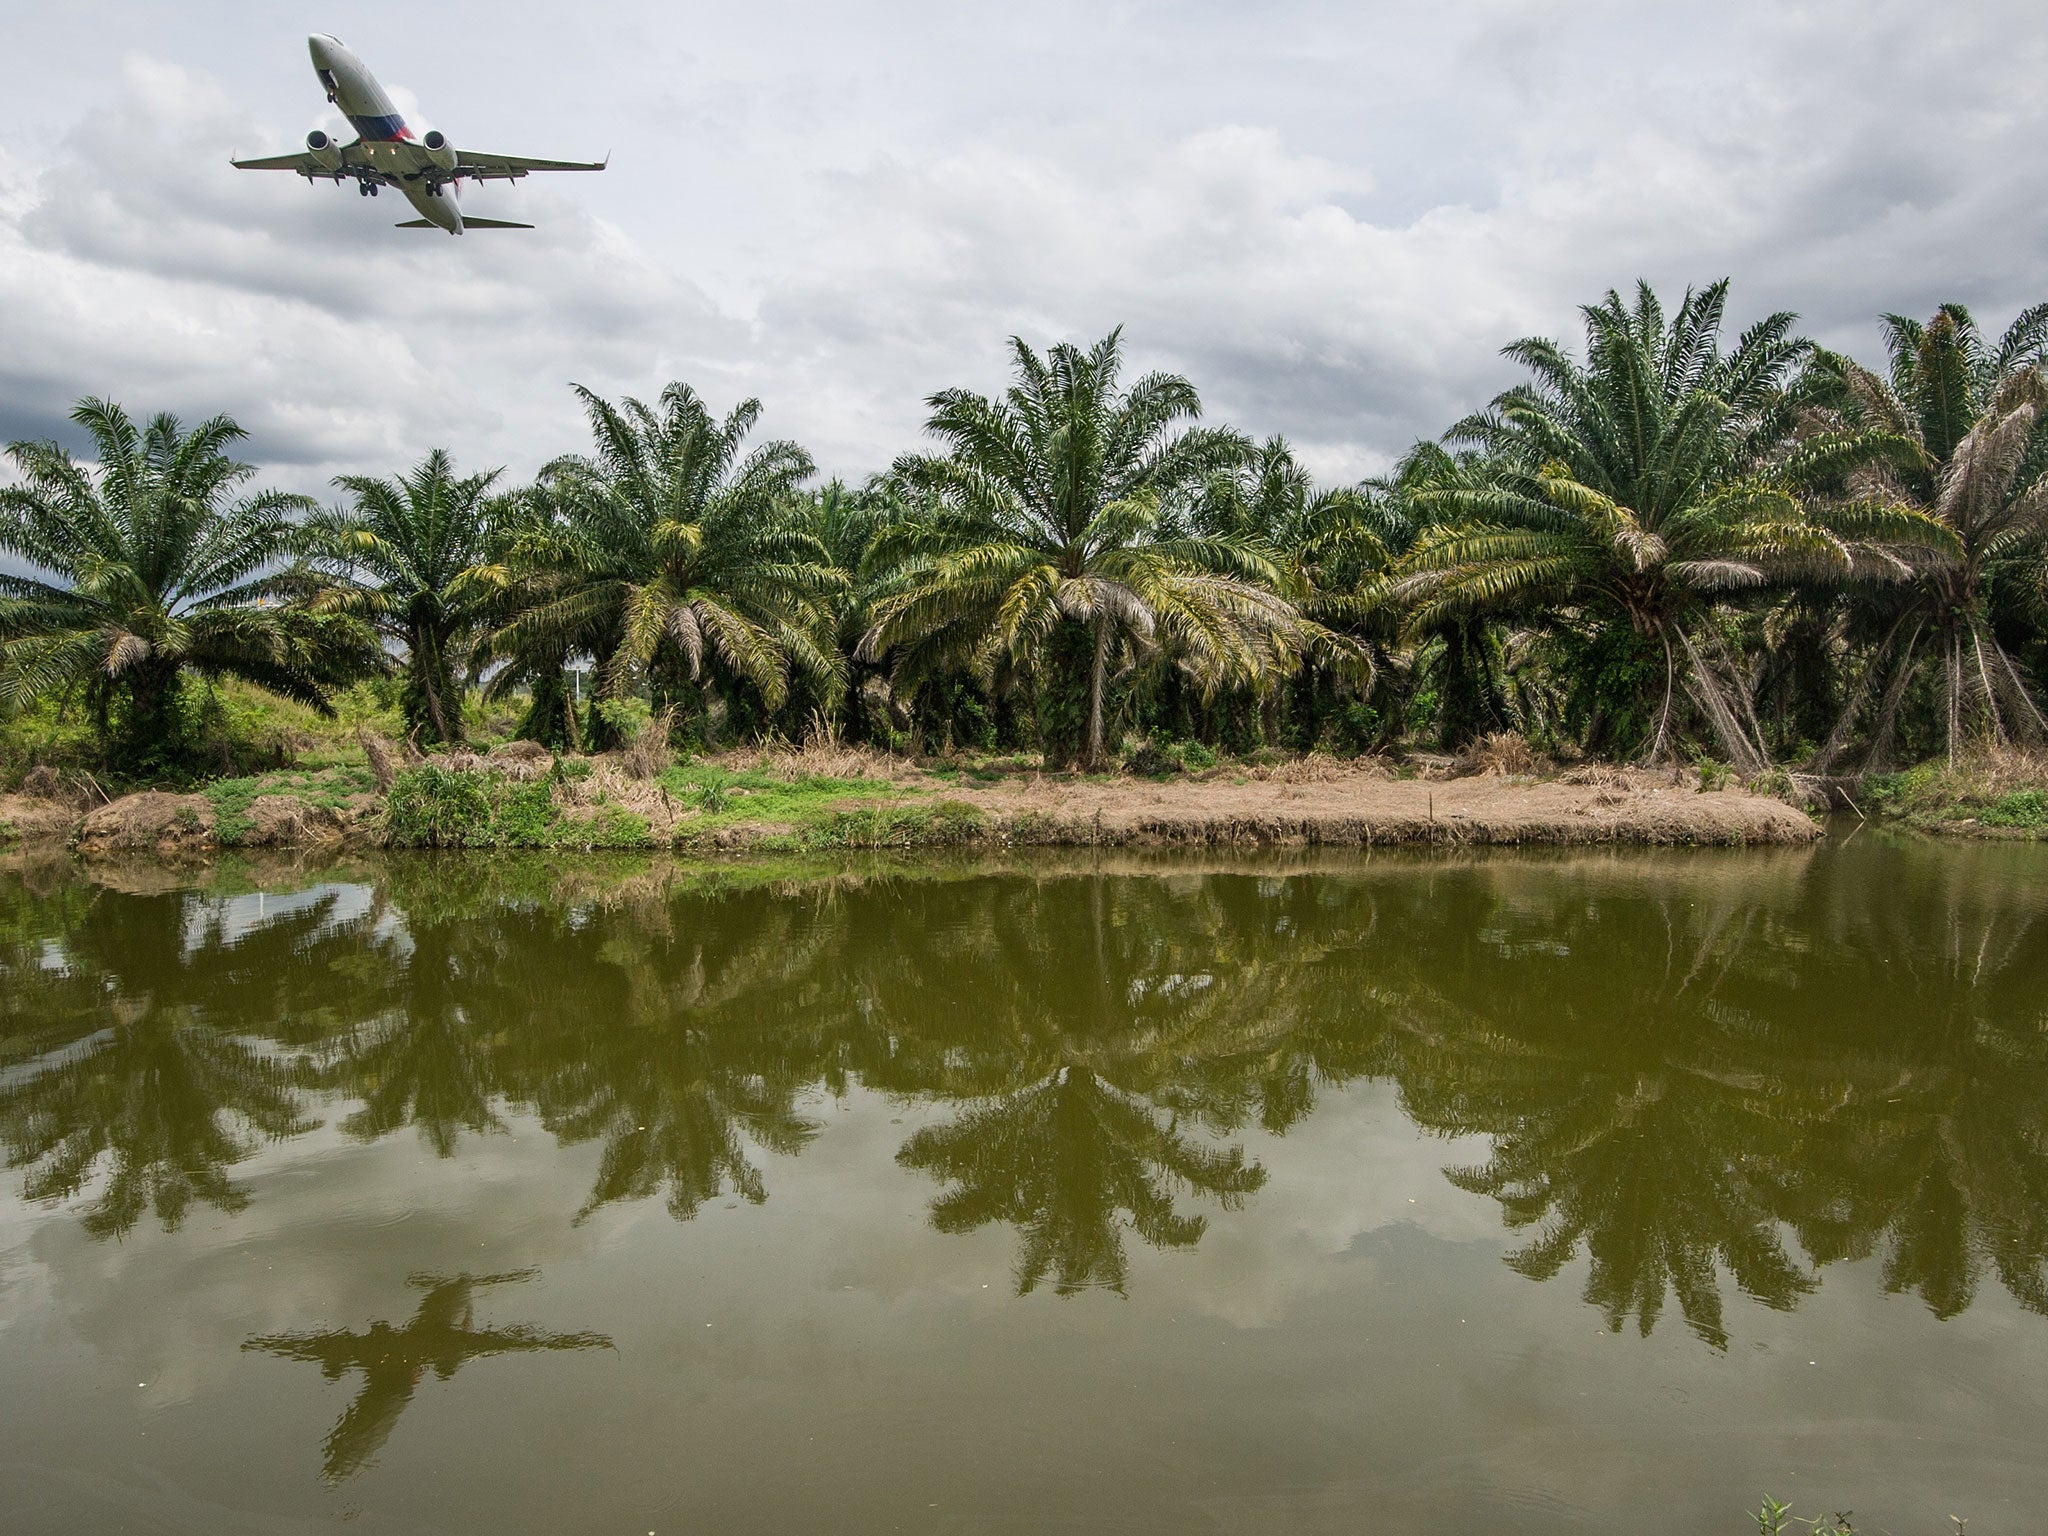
396, 217, 535, 230
454, 150, 607, 181
233, 141, 604, 196
232, 150, 337, 172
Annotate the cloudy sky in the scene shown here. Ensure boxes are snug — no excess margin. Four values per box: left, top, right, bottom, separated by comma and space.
2, 0, 2043, 498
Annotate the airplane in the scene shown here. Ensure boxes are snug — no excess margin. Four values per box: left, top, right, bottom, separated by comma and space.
232, 34, 604, 234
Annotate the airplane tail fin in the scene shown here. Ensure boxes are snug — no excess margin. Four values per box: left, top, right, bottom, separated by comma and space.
394, 218, 535, 230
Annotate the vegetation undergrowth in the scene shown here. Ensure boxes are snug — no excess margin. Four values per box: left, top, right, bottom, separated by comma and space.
654, 758, 910, 828
202, 766, 379, 845
383, 765, 657, 850
1862, 747, 2048, 836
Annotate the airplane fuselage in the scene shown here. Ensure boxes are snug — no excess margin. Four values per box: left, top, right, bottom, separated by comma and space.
234, 37, 601, 231
310, 34, 462, 232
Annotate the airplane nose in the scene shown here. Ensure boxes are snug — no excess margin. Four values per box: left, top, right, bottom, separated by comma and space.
308, 35, 339, 68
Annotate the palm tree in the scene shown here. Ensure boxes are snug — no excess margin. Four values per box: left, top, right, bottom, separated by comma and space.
306, 449, 505, 745
476, 479, 583, 750
1396, 282, 1934, 770
1809, 303, 2048, 766
493, 383, 842, 748
1187, 436, 1379, 747
0, 398, 377, 767
862, 329, 1297, 769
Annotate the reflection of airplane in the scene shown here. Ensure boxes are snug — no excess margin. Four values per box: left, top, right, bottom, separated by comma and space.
232, 35, 605, 234
243, 1270, 611, 1482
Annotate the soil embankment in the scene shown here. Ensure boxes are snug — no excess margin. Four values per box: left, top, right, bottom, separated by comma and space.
3, 757, 1819, 855
954, 766, 1819, 847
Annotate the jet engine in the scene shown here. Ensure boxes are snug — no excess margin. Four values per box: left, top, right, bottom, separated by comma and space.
421, 130, 458, 173
305, 130, 342, 172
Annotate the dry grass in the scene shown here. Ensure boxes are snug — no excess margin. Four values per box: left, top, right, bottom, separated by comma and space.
18, 764, 101, 808
357, 727, 398, 790
1954, 742, 2048, 794
486, 740, 555, 782
1559, 762, 1634, 790
74, 791, 216, 853
1460, 731, 1548, 778
1247, 750, 1394, 784
711, 739, 912, 783
1862, 743, 2048, 835
621, 710, 673, 780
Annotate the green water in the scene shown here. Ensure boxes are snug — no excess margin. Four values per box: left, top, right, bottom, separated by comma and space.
3, 835, 2047, 1533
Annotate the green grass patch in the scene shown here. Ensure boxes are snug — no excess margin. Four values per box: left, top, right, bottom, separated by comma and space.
807, 799, 990, 849
1978, 789, 2048, 828
489, 781, 565, 849
384, 767, 662, 851
581, 806, 656, 849
202, 765, 379, 844
385, 766, 497, 848
655, 760, 914, 830
1863, 758, 2048, 836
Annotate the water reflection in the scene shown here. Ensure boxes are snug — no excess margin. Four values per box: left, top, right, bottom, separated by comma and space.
5, 841, 2048, 1341
243, 1270, 611, 1481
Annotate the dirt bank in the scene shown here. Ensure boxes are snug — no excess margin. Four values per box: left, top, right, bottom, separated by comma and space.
950, 765, 1820, 848
6, 755, 1818, 856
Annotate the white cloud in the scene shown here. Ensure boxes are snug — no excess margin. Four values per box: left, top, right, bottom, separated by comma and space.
2, 1, 2046, 497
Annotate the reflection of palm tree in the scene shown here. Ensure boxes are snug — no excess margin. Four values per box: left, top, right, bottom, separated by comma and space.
243, 1270, 610, 1482
1, 1003, 313, 1237
856, 873, 1323, 1291
505, 883, 838, 1220
1368, 862, 1832, 1345
899, 1064, 1263, 1294
1444, 1070, 1814, 1346
316, 917, 514, 1157
0, 883, 384, 1237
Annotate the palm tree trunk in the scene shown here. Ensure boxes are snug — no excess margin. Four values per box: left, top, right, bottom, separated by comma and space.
414, 626, 462, 746
1086, 619, 1110, 770
115, 658, 186, 768
1645, 629, 1677, 766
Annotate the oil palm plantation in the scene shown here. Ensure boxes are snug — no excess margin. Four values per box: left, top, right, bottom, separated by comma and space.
493, 382, 842, 747
1810, 303, 2048, 766
475, 480, 584, 749
862, 329, 1297, 769
306, 448, 506, 745
1355, 441, 1533, 749
1188, 436, 1381, 746
1396, 282, 1934, 769
0, 398, 376, 767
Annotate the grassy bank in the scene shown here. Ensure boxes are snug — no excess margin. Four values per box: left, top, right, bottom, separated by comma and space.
27, 677, 2048, 855
1858, 747, 2048, 837
1, 737, 1826, 856
377, 754, 991, 854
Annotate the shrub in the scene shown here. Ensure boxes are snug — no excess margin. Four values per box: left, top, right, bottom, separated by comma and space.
1123, 737, 1219, 777
814, 799, 988, 848
592, 696, 653, 743
490, 781, 563, 848
1124, 741, 1184, 777
1980, 789, 2048, 828
579, 805, 655, 849
385, 766, 493, 847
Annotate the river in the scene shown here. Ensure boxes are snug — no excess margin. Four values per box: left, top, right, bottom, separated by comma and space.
2, 833, 2045, 1532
